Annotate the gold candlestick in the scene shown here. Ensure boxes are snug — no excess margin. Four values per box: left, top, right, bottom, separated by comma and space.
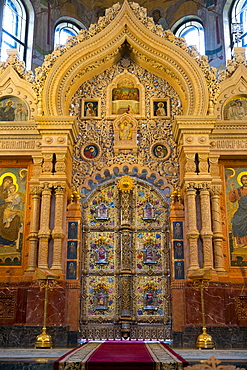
189, 268, 215, 349
34, 269, 59, 349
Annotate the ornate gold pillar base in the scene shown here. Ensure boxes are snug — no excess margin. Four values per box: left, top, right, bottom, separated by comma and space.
196, 327, 215, 349
34, 328, 53, 348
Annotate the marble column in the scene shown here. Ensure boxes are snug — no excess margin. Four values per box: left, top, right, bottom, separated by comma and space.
38, 183, 52, 269
185, 183, 199, 272
199, 183, 214, 270
210, 185, 226, 273
26, 186, 42, 272
51, 184, 66, 273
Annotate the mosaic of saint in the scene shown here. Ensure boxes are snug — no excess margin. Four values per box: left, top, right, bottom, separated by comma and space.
224, 96, 247, 120
83, 144, 99, 160
0, 168, 27, 265
225, 167, 247, 266
152, 144, 168, 159
0, 98, 28, 121
119, 119, 133, 140
112, 78, 139, 114
82, 101, 99, 118
153, 101, 167, 117
174, 261, 184, 279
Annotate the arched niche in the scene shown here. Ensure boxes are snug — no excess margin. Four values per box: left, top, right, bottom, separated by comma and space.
223, 95, 247, 120
0, 66, 37, 120
106, 70, 145, 118
41, 1, 210, 117
216, 65, 247, 120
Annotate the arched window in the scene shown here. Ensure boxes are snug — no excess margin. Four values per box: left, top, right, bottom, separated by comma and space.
173, 19, 205, 55
1, 0, 26, 61
0, 0, 34, 68
230, 0, 247, 48
54, 20, 86, 47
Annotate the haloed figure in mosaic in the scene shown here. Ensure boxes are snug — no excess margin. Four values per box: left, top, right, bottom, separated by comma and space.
0, 176, 21, 245
229, 174, 247, 247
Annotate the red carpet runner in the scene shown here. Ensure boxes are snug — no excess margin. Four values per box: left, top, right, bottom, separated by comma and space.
55, 341, 188, 370
87, 342, 154, 370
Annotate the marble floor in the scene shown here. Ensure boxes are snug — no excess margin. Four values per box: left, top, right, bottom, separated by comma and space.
0, 347, 246, 370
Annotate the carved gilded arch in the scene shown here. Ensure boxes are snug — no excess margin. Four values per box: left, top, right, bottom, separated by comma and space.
41, 1, 210, 117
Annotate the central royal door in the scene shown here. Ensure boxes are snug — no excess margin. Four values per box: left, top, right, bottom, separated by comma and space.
80, 176, 171, 341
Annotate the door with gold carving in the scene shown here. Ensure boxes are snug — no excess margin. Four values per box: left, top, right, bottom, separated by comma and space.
80, 176, 171, 341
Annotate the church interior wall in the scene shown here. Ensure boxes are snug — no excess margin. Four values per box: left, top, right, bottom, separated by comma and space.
0, 0, 247, 349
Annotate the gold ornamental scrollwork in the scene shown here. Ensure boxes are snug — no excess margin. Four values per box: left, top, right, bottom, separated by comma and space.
117, 176, 135, 193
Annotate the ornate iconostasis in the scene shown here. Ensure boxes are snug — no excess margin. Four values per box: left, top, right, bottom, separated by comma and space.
0, 1, 247, 348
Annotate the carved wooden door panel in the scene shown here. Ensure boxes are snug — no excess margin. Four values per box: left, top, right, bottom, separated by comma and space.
80, 176, 171, 341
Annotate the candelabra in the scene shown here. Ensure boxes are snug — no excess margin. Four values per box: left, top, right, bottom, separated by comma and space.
189, 268, 215, 349
34, 269, 59, 348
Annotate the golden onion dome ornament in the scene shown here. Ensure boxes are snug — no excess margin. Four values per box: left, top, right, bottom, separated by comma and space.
117, 176, 135, 193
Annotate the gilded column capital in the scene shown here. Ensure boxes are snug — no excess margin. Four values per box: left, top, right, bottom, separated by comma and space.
198, 182, 211, 191
185, 182, 197, 192
54, 183, 66, 194
30, 185, 42, 196
41, 182, 53, 192
210, 185, 222, 196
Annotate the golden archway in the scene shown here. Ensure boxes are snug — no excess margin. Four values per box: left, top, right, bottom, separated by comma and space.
40, 1, 210, 117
